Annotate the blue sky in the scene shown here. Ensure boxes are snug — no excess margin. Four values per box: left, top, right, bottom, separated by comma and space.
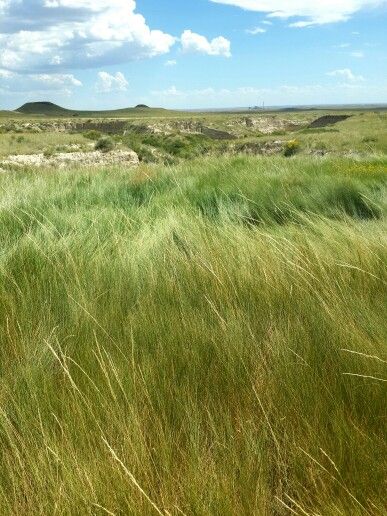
0, 0, 386, 109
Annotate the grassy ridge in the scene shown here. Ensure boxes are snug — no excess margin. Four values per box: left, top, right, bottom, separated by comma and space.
0, 156, 386, 514
14, 101, 186, 119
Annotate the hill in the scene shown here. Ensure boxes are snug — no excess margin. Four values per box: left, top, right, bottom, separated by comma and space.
17, 101, 72, 116
16, 101, 180, 118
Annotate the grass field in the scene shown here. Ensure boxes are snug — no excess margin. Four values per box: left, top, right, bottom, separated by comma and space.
0, 154, 386, 514
1, 110, 386, 162
0, 132, 90, 158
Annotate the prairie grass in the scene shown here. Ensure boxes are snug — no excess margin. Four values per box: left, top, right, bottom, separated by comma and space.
0, 132, 88, 157
0, 156, 386, 515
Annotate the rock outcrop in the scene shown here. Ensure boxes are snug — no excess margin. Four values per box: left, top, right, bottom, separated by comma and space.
1, 149, 139, 169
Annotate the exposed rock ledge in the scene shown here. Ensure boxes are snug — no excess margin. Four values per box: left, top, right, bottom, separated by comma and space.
1, 149, 139, 169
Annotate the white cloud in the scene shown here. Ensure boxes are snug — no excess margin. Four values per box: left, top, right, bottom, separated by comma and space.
33, 74, 82, 87
0, 68, 14, 79
96, 71, 128, 93
210, 1, 387, 26
0, 71, 82, 94
0, 0, 10, 12
180, 30, 231, 57
246, 27, 267, 34
0, 1, 176, 73
262, 20, 272, 25
327, 68, 365, 82
165, 59, 177, 66
351, 51, 365, 58
155, 85, 185, 96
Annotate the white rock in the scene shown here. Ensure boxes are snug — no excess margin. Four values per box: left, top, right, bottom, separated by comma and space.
0, 149, 139, 169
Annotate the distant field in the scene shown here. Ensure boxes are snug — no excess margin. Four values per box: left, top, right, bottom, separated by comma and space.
0, 110, 23, 118
0, 154, 386, 514
1, 108, 386, 163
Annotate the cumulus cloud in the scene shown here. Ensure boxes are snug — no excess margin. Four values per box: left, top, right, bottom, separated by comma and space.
165, 59, 177, 66
327, 68, 365, 82
181, 30, 231, 57
0, 70, 82, 94
0, 0, 176, 73
34, 74, 82, 87
210, 1, 387, 26
96, 71, 128, 92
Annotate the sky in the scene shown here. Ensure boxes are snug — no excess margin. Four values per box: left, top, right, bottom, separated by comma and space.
0, 0, 386, 110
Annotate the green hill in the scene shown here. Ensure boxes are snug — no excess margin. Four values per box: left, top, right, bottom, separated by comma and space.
15, 101, 181, 118
17, 102, 72, 116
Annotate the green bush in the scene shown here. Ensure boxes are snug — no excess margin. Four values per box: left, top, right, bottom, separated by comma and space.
122, 130, 212, 161
284, 139, 300, 157
83, 130, 102, 141
43, 147, 55, 158
95, 136, 114, 153
129, 142, 159, 163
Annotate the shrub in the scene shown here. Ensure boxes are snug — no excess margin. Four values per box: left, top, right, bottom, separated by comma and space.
43, 148, 55, 158
129, 142, 159, 163
284, 139, 300, 157
83, 130, 102, 141
95, 136, 114, 153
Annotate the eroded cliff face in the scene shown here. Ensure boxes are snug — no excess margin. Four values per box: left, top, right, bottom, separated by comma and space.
0, 114, 309, 138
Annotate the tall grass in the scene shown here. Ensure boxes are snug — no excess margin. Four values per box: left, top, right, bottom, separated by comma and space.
0, 156, 386, 515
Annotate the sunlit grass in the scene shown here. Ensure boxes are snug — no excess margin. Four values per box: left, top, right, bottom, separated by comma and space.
0, 132, 88, 157
0, 156, 386, 515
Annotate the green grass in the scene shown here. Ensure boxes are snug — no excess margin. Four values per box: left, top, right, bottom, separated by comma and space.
122, 131, 215, 163
1, 110, 386, 164
0, 156, 386, 515
295, 112, 387, 155
0, 111, 23, 118
0, 132, 89, 157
